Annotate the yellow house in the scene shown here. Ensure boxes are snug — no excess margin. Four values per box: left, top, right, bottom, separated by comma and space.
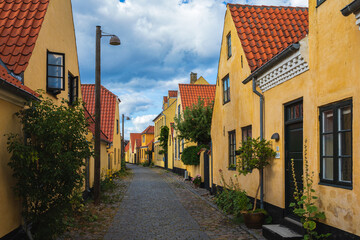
153, 90, 178, 169
172, 73, 215, 188
138, 126, 154, 164
129, 133, 141, 164
124, 142, 130, 163
211, 2, 360, 238
81, 84, 122, 174
0, 0, 83, 237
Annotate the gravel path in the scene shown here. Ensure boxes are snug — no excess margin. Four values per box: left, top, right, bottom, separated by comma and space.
105, 164, 258, 240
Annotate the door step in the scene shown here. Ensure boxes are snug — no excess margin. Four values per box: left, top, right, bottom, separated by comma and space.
262, 224, 303, 240
282, 217, 304, 235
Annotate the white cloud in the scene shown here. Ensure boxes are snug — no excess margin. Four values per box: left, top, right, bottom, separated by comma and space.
131, 114, 157, 132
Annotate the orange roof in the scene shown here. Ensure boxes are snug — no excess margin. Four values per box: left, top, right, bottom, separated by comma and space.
179, 84, 216, 109
163, 96, 168, 103
124, 142, 130, 152
84, 107, 109, 143
228, 4, 308, 72
130, 133, 141, 153
168, 90, 177, 98
81, 84, 120, 142
135, 138, 141, 149
0, 0, 50, 75
141, 125, 154, 135
0, 64, 37, 98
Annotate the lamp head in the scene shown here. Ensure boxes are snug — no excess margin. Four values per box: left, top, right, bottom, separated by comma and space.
109, 35, 121, 45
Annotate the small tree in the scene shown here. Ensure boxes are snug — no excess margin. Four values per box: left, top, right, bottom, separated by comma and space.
7, 96, 93, 239
237, 137, 276, 211
158, 126, 169, 155
174, 97, 213, 146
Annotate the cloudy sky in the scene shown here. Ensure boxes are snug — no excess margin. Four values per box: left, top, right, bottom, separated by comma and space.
72, 0, 307, 139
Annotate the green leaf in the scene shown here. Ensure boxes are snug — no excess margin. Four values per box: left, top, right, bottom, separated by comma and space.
304, 220, 316, 231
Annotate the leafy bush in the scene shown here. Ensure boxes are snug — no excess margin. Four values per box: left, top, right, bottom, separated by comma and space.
181, 146, 201, 165
216, 189, 251, 217
191, 175, 201, 186
100, 169, 117, 192
7, 97, 92, 240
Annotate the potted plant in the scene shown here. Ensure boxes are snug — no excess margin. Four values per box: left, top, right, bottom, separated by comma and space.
191, 175, 201, 188
237, 137, 276, 229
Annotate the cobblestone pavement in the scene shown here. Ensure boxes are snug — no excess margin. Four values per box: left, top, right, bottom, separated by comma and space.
105, 164, 260, 240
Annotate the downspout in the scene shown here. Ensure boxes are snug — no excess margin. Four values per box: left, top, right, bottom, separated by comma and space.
252, 77, 264, 209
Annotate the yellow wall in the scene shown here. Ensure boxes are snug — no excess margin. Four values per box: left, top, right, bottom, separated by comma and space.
107, 100, 121, 171
139, 132, 154, 164
164, 96, 177, 170
0, 99, 23, 237
0, 0, 82, 237
154, 115, 165, 167
25, 0, 81, 103
306, 0, 360, 235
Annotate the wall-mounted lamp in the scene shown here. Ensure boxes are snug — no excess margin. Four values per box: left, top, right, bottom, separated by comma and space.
271, 133, 280, 141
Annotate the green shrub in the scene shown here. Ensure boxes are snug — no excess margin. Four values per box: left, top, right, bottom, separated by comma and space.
216, 189, 251, 217
181, 145, 208, 165
7, 96, 92, 240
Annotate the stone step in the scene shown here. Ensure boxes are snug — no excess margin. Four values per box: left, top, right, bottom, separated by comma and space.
262, 224, 303, 240
282, 217, 304, 235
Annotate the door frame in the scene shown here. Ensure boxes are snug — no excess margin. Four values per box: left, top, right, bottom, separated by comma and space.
284, 98, 303, 217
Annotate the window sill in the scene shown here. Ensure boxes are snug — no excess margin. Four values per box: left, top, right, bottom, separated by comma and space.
228, 167, 236, 171
318, 181, 352, 190
223, 100, 230, 105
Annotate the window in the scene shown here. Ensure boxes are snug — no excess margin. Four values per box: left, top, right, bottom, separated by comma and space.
114, 148, 117, 165
222, 75, 230, 104
242, 125, 252, 142
68, 73, 78, 105
178, 104, 181, 117
317, 0, 326, 7
117, 120, 119, 134
320, 99, 352, 188
227, 32, 232, 59
47, 51, 65, 93
178, 138, 181, 159
175, 138, 177, 160
228, 130, 236, 169
143, 135, 145, 143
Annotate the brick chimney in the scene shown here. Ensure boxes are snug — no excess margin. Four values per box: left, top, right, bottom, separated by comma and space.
190, 72, 197, 84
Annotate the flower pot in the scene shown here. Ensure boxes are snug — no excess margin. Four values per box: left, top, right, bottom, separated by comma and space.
243, 212, 265, 229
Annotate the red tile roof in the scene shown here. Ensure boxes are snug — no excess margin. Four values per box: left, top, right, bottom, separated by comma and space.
81, 84, 120, 142
141, 125, 154, 135
163, 96, 168, 103
0, 64, 37, 98
168, 90, 177, 98
228, 4, 308, 72
124, 142, 130, 152
130, 133, 141, 153
135, 138, 141, 149
0, 0, 50, 75
179, 84, 216, 109
84, 107, 109, 143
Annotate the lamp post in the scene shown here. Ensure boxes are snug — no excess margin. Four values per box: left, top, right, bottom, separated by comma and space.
94, 26, 120, 205
121, 114, 130, 165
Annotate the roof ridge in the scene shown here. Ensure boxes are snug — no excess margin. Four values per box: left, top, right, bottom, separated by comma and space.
227, 3, 308, 10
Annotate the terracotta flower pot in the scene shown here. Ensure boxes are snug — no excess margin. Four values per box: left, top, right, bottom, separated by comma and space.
243, 212, 265, 229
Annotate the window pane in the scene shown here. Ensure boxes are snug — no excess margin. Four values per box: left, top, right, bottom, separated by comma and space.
339, 157, 351, 182
339, 106, 351, 131
322, 134, 333, 156
48, 77, 62, 89
48, 65, 63, 77
48, 53, 63, 65
339, 132, 351, 156
322, 110, 333, 133
323, 157, 334, 180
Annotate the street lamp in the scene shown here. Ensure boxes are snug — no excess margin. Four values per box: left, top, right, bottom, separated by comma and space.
94, 26, 120, 205
121, 114, 131, 166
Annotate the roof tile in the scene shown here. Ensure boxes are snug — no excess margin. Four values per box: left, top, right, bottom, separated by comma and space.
130, 133, 141, 153
179, 84, 216, 109
141, 125, 154, 135
228, 4, 308, 72
0, 0, 49, 75
81, 84, 120, 143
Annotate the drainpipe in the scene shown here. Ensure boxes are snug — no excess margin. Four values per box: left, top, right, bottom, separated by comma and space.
252, 77, 264, 209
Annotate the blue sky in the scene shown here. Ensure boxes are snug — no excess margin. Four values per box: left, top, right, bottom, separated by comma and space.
72, 0, 308, 139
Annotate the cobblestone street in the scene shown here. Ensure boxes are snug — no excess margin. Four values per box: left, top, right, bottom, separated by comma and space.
104, 164, 260, 240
